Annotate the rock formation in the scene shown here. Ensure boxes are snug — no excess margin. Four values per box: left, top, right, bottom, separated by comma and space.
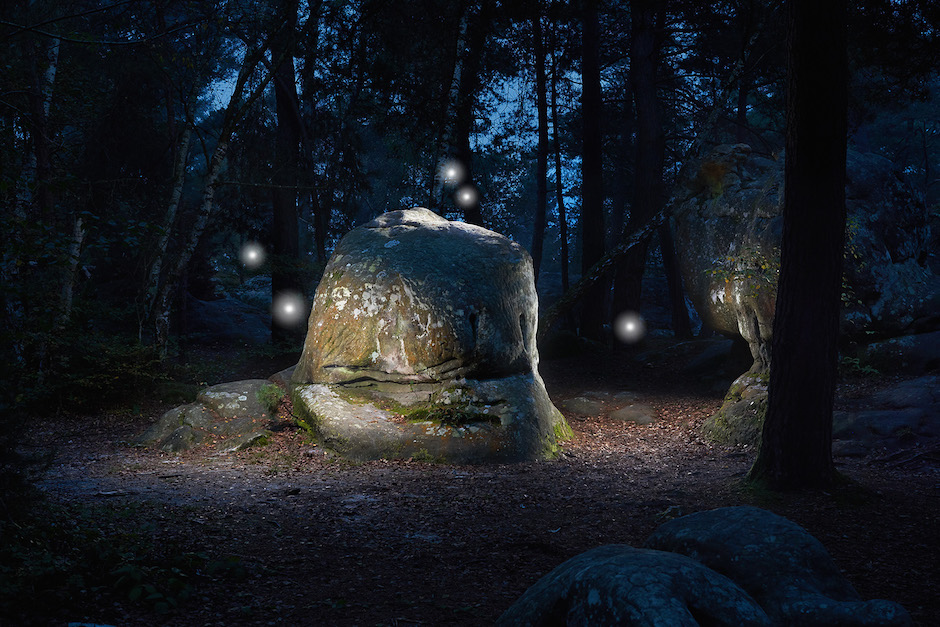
672, 145, 937, 445
500, 506, 911, 626
290, 208, 571, 463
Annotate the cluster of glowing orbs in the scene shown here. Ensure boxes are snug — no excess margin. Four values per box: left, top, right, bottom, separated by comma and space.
240, 241, 266, 269
272, 291, 306, 327
614, 311, 646, 344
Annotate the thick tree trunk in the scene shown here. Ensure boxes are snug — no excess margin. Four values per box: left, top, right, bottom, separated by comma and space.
579, 0, 606, 340
272, 0, 304, 344
531, 1, 549, 285
748, 0, 847, 490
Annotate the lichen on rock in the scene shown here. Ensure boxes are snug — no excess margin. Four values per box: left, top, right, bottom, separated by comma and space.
291, 208, 570, 463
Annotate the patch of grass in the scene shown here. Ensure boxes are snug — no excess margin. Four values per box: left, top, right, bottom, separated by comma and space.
256, 382, 286, 413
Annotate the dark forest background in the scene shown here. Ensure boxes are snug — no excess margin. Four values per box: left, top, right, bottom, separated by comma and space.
1, 0, 937, 413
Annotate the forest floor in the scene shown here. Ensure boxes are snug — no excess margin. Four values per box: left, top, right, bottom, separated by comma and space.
10, 337, 940, 626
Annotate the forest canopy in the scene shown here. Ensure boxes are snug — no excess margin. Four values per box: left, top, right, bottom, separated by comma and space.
1, 0, 937, 410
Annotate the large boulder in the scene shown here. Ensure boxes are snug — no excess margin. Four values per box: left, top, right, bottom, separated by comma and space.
674, 145, 937, 444
644, 506, 912, 626
497, 545, 772, 626
290, 208, 570, 463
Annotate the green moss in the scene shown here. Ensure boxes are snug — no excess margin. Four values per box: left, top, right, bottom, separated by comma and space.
256, 383, 285, 413
289, 388, 321, 436
553, 417, 574, 441
405, 405, 499, 426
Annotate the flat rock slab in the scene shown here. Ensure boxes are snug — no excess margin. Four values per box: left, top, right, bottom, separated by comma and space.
292, 372, 569, 464
136, 380, 279, 453
608, 403, 657, 425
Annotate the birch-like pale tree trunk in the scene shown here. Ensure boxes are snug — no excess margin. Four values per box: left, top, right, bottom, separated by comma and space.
153, 44, 275, 358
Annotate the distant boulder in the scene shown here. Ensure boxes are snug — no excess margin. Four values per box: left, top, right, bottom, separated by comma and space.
673, 145, 937, 445
291, 208, 571, 463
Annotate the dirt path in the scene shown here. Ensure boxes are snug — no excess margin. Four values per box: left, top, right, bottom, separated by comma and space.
20, 345, 940, 626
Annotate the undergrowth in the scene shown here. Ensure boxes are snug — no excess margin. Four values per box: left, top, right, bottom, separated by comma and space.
0, 496, 247, 624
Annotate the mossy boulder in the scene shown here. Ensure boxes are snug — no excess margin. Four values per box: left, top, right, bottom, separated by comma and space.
291, 208, 570, 463
136, 379, 279, 453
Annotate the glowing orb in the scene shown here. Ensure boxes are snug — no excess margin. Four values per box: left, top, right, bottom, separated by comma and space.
272, 291, 306, 326
240, 242, 265, 269
439, 159, 465, 185
614, 311, 646, 344
455, 185, 479, 208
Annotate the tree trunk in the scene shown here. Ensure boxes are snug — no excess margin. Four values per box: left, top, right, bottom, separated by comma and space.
452, 1, 491, 226
272, 0, 304, 344
531, 0, 549, 285
748, 0, 847, 490
550, 20, 570, 297
658, 221, 693, 338
614, 0, 663, 320
579, 0, 606, 340
154, 45, 274, 358
141, 125, 192, 336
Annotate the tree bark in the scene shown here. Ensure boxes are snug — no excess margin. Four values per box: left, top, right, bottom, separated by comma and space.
550, 19, 570, 297
531, 0, 549, 285
614, 0, 663, 320
658, 222, 693, 339
154, 44, 274, 357
271, 0, 304, 344
748, 0, 847, 490
579, 0, 606, 340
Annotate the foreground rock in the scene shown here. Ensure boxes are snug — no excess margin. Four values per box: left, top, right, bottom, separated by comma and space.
291, 208, 570, 463
497, 545, 771, 626
136, 379, 281, 453
503, 506, 911, 626
645, 506, 912, 626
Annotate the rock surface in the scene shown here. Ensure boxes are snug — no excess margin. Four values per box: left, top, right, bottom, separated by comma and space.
136, 379, 280, 453
674, 145, 935, 368
832, 375, 940, 455
674, 145, 937, 444
497, 544, 771, 626
291, 208, 570, 463
644, 506, 912, 626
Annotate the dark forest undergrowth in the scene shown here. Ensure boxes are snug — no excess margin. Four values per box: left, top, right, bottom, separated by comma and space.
3, 340, 938, 626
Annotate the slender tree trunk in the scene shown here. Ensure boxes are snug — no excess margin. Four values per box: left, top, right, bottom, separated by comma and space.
550, 21, 569, 296
579, 0, 606, 340
531, 0, 549, 285
614, 0, 663, 321
658, 222, 693, 338
142, 125, 192, 337
153, 45, 274, 357
272, 0, 303, 344
428, 3, 469, 210
748, 0, 847, 490
452, 1, 491, 226
735, 0, 755, 144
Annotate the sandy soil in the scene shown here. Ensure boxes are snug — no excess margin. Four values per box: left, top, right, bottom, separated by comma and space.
19, 340, 940, 626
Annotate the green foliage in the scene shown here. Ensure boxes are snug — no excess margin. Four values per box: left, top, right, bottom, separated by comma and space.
705, 244, 780, 299
0, 499, 245, 622
839, 355, 880, 377
256, 382, 286, 413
